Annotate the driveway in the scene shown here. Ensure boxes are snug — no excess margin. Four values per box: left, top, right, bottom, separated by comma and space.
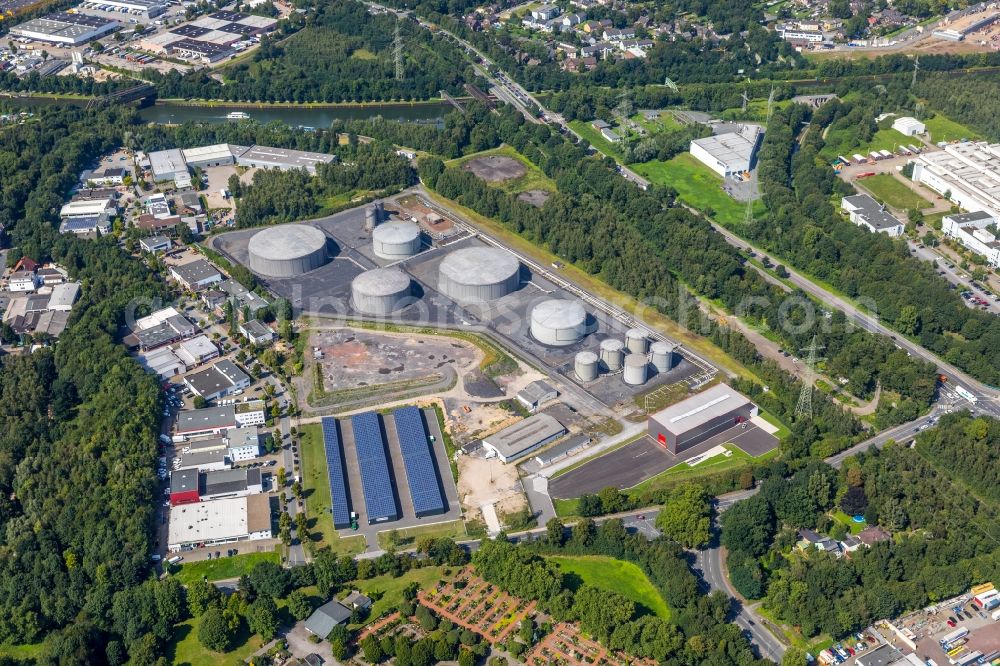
284, 621, 334, 663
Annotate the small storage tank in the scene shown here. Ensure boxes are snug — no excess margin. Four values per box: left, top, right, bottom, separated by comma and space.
625, 328, 650, 354
599, 338, 625, 371
650, 340, 677, 373
350, 267, 414, 315
574, 351, 599, 382
372, 221, 422, 260
531, 299, 587, 346
623, 354, 648, 386
364, 205, 378, 232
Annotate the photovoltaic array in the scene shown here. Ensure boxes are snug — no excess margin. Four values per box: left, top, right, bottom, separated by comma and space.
351, 412, 398, 522
392, 406, 445, 516
321, 417, 352, 528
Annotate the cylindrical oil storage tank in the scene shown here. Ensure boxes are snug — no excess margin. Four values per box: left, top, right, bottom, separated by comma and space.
372, 221, 422, 260
599, 338, 625, 371
625, 328, 650, 354
623, 354, 648, 386
574, 351, 599, 382
351, 267, 414, 315
650, 340, 677, 373
247, 224, 329, 277
438, 246, 521, 303
531, 299, 587, 346
364, 205, 378, 232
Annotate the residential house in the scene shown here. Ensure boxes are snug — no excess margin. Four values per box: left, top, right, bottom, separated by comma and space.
304, 600, 353, 638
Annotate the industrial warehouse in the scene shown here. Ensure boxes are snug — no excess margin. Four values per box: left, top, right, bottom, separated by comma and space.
9, 12, 119, 46
141, 142, 335, 184
912, 140, 1000, 222
318, 407, 461, 541
689, 124, 764, 178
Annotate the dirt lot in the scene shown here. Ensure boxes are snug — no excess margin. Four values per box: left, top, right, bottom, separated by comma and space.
457, 453, 526, 524
461, 155, 527, 183
517, 189, 550, 207
313, 327, 479, 391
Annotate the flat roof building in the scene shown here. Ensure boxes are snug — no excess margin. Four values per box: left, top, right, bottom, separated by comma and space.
236, 145, 336, 174
840, 193, 905, 236
167, 494, 271, 551
11, 12, 118, 45
169, 468, 200, 505
149, 148, 188, 182
175, 334, 219, 367
481, 413, 567, 463
942, 210, 1000, 267
202, 467, 263, 501
183, 359, 251, 400
77, 0, 166, 22
176, 448, 230, 472
647, 383, 758, 455
689, 124, 763, 178
140, 235, 172, 253
175, 405, 237, 439
140, 346, 186, 379
47, 282, 80, 311
182, 143, 237, 167
170, 259, 223, 291
167, 38, 234, 63
532, 434, 590, 467
913, 141, 1000, 219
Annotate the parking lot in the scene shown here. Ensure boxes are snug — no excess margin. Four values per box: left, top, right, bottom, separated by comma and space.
891, 592, 1000, 664
549, 422, 778, 499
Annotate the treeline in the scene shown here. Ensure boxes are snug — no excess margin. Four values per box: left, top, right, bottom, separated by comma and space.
230, 141, 415, 228
0, 105, 171, 657
145, 0, 473, 103
755, 101, 1000, 386
722, 415, 1000, 639
916, 414, 1000, 504
916, 72, 1000, 141
474, 522, 767, 666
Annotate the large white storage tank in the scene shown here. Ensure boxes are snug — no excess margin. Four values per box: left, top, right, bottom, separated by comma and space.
599, 338, 625, 371
247, 224, 329, 277
623, 354, 648, 385
531, 299, 587, 346
438, 246, 521, 303
351, 267, 415, 315
650, 340, 677, 372
574, 351, 599, 382
372, 221, 422, 260
625, 328, 650, 354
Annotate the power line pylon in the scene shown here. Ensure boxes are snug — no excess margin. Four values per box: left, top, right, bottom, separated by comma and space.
795, 336, 826, 420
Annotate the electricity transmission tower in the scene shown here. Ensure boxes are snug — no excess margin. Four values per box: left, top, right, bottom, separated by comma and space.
795, 336, 826, 419
394, 18, 404, 81
663, 77, 679, 92
741, 89, 750, 113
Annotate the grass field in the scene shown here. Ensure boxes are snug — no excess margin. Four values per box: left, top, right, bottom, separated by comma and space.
169, 549, 281, 585
820, 127, 913, 161
633, 153, 763, 226
377, 519, 468, 549
568, 119, 626, 161
299, 422, 367, 556
629, 444, 779, 496
857, 174, 931, 210
166, 613, 266, 666
550, 555, 670, 619
447, 144, 557, 194
352, 566, 446, 627
632, 110, 682, 134
831, 509, 867, 535
924, 114, 982, 143
0, 643, 45, 660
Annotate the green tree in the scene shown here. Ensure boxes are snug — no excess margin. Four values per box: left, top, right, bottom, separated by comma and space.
655, 483, 711, 548
361, 634, 385, 663
246, 596, 280, 641
186, 579, 222, 616
198, 608, 234, 652
287, 589, 314, 621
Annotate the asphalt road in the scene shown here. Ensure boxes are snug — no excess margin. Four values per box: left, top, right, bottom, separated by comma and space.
907, 240, 1000, 315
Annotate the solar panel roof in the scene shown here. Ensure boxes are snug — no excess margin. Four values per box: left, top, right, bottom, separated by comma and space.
351, 413, 398, 522
392, 407, 445, 516
321, 417, 352, 528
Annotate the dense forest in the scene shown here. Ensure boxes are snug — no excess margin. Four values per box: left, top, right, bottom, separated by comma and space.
722, 414, 1000, 639
916, 72, 1000, 141
145, 0, 474, 103
754, 100, 1000, 385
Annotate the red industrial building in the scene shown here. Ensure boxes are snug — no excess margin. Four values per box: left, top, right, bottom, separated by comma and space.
169, 469, 200, 505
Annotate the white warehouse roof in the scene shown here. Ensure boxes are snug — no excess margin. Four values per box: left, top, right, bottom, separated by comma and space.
649, 383, 754, 436
168, 495, 271, 548
182, 144, 236, 163
60, 199, 112, 217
